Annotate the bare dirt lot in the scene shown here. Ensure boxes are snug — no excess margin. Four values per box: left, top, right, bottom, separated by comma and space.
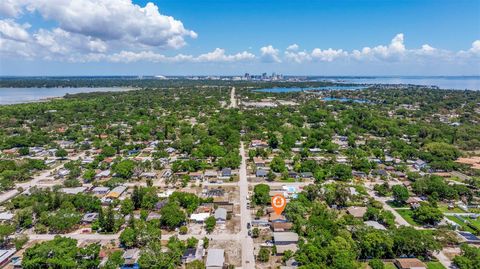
209, 240, 242, 267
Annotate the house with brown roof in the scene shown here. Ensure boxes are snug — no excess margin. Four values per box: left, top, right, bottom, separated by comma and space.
253, 157, 266, 167
250, 140, 268, 148
346, 206, 367, 218
394, 258, 427, 269
269, 212, 287, 223
406, 197, 422, 209
271, 222, 293, 232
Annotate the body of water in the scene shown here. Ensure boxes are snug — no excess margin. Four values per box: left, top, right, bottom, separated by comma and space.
311, 76, 480, 91
321, 97, 368, 103
0, 87, 133, 105
254, 85, 366, 93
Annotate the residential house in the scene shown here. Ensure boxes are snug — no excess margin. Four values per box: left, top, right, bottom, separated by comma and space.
57, 169, 70, 178
269, 213, 287, 223
91, 186, 110, 195
95, 170, 111, 179
82, 157, 94, 164
391, 171, 406, 179
214, 208, 227, 223
190, 213, 210, 223
288, 171, 299, 179
256, 169, 268, 177
189, 172, 203, 181
105, 185, 127, 199
182, 248, 200, 264
122, 248, 140, 268
406, 197, 422, 209
140, 172, 156, 179
204, 170, 218, 178
213, 202, 234, 213
372, 169, 388, 177
10, 256, 21, 268
413, 160, 427, 170
0, 249, 16, 267
346, 206, 367, 218
60, 187, 87, 195
456, 231, 480, 244
300, 172, 313, 179
221, 168, 232, 178
271, 222, 293, 232
162, 169, 172, 179
273, 232, 299, 254
253, 157, 266, 168
206, 249, 224, 269
206, 189, 225, 197
394, 258, 427, 269
250, 140, 268, 148
81, 213, 98, 223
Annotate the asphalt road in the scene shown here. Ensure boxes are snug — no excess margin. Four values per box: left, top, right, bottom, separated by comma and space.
229, 87, 237, 108
239, 142, 255, 268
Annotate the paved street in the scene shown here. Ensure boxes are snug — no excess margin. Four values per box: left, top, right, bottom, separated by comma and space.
239, 141, 255, 269
229, 87, 237, 108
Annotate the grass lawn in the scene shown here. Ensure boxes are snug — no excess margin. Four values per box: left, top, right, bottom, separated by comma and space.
437, 203, 465, 213
446, 215, 478, 233
427, 262, 446, 269
468, 218, 480, 230
276, 178, 296, 182
384, 262, 397, 269
395, 209, 420, 226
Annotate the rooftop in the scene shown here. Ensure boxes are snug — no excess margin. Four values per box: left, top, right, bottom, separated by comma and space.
206, 249, 224, 267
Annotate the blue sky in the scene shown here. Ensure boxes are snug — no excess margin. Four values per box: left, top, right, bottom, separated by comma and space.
0, 0, 479, 75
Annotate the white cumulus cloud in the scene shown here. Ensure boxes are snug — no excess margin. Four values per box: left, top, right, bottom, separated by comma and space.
0, 0, 25, 17
352, 33, 406, 61
0, 19, 30, 42
106, 49, 254, 64
3, 0, 196, 49
286, 44, 299, 51
260, 45, 281, 63
195, 48, 255, 62
311, 48, 347, 62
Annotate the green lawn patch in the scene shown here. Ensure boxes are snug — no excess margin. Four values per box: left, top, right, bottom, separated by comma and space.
384, 262, 397, 269
446, 215, 476, 233
277, 177, 296, 182
437, 203, 465, 213
427, 261, 446, 269
395, 209, 420, 226
468, 218, 480, 230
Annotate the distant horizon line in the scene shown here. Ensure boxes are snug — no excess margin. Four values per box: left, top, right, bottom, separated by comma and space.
1, 75, 479, 78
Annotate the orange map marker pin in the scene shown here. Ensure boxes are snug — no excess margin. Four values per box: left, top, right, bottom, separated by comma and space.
271, 194, 287, 215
